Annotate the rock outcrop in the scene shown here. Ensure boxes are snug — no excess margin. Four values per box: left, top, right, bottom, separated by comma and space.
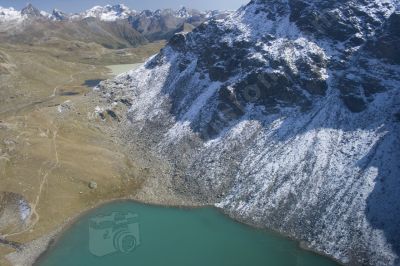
0, 192, 31, 235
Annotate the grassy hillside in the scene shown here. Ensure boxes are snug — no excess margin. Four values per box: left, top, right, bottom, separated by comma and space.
0, 40, 166, 265
1, 18, 148, 49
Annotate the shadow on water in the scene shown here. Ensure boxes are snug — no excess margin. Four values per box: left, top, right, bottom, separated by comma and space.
83, 79, 104, 88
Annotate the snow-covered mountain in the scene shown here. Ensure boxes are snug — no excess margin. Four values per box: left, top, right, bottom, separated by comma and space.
175, 6, 192, 18
71, 5, 230, 23
0, 3, 232, 42
51, 9, 69, 21
0, 4, 52, 24
76, 4, 137, 21
0, 3, 229, 23
0, 4, 52, 23
0, 6, 25, 23
96, 0, 400, 265
0, 4, 147, 50
21, 3, 44, 18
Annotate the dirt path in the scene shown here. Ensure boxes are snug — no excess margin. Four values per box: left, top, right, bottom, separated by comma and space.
4, 129, 59, 240
1, 65, 98, 241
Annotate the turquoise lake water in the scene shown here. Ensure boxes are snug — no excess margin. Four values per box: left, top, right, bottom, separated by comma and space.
106, 64, 142, 76
35, 201, 340, 266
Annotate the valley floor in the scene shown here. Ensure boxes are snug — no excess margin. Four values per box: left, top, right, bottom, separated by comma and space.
0, 41, 198, 266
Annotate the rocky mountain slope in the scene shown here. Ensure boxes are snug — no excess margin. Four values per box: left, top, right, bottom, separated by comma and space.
129, 7, 231, 41
96, 0, 400, 265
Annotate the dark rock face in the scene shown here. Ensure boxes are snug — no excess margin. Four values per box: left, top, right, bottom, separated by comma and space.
341, 95, 367, 113
97, 0, 400, 265
388, 12, 400, 36
289, 0, 388, 43
21, 4, 43, 18
367, 12, 400, 64
52, 9, 69, 21
395, 111, 400, 122
290, 1, 358, 41
168, 34, 187, 51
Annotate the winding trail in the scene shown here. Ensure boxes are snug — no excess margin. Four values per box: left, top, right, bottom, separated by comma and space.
3, 126, 59, 239
29, 128, 60, 234
1, 64, 99, 241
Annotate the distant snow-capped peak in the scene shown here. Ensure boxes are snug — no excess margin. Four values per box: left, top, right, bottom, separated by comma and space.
0, 6, 24, 22
176, 7, 191, 18
21, 3, 42, 17
0, 3, 138, 23
0, 4, 49, 23
81, 4, 137, 21
0, 3, 231, 24
51, 9, 69, 21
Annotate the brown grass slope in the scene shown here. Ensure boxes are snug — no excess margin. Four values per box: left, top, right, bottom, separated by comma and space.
1, 18, 148, 49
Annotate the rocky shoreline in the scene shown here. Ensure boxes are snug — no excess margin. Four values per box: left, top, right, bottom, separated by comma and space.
5, 195, 203, 266
6, 197, 345, 266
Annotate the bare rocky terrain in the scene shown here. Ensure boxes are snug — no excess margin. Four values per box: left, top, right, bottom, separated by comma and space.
95, 0, 400, 265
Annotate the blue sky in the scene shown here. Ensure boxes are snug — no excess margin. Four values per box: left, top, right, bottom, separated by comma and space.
0, 0, 250, 12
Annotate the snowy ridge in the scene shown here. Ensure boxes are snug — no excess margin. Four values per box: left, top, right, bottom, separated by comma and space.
51, 9, 69, 21
175, 7, 191, 18
0, 4, 232, 25
0, 6, 25, 23
0, 4, 50, 23
79, 4, 136, 21
97, 0, 400, 265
